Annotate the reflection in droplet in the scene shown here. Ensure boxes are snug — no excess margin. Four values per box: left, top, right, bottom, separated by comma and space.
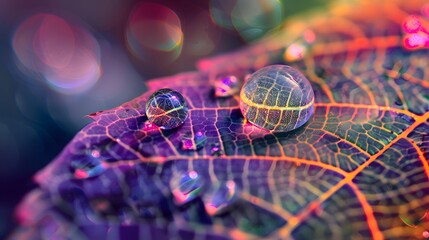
203, 180, 238, 216
126, 3, 183, 63
214, 75, 241, 98
210, 143, 223, 156
181, 131, 207, 150
71, 153, 106, 179
170, 171, 204, 205
12, 14, 101, 94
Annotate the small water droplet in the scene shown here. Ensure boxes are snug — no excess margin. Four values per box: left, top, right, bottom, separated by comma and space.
181, 131, 207, 150
210, 143, 223, 156
214, 75, 240, 98
170, 171, 204, 205
145, 88, 188, 129
203, 180, 238, 216
71, 155, 106, 179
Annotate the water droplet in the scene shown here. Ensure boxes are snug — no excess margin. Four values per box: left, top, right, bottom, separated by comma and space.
210, 143, 223, 156
71, 155, 106, 179
145, 88, 188, 130
203, 180, 238, 216
181, 131, 207, 150
240, 65, 314, 132
170, 170, 204, 205
214, 75, 240, 98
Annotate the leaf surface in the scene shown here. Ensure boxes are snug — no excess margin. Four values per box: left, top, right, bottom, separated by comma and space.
13, 0, 429, 239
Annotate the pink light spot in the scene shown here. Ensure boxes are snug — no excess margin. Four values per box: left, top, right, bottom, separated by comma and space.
423, 231, 429, 238
12, 13, 101, 94
91, 150, 100, 158
172, 189, 188, 204
303, 30, 316, 43
74, 169, 89, 179
284, 43, 306, 62
403, 32, 429, 49
34, 15, 75, 69
189, 171, 198, 179
403, 15, 422, 33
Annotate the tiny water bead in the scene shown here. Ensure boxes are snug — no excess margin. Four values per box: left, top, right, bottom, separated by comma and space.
145, 88, 188, 130
170, 170, 204, 205
181, 131, 207, 150
240, 65, 314, 132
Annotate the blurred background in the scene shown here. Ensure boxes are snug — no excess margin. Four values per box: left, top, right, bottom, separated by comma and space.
0, 0, 326, 237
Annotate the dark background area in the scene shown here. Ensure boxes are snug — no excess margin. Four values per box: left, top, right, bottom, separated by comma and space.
0, 0, 325, 237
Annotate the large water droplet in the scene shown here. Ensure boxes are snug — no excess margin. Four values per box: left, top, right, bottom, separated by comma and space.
71, 151, 106, 179
203, 180, 238, 216
170, 170, 204, 205
181, 131, 207, 150
214, 75, 240, 98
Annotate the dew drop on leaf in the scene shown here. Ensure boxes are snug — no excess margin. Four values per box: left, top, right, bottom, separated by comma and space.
240, 65, 315, 132
181, 131, 207, 150
170, 170, 204, 205
71, 155, 106, 179
145, 88, 188, 130
203, 180, 239, 216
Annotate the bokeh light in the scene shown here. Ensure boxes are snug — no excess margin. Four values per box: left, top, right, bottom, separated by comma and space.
210, 0, 284, 42
126, 3, 183, 63
12, 14, 101, 94
402, 14, 429, 50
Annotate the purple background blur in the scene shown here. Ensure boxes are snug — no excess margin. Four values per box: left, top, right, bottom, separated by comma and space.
0, 0, 324, 237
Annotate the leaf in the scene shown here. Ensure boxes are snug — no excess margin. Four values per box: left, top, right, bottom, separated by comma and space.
13, 0, 429, 239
